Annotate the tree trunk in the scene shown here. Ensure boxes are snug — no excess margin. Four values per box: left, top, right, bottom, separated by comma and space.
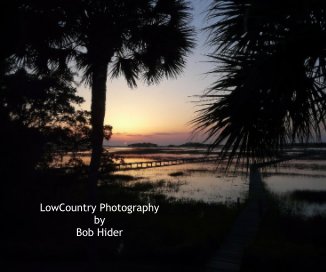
89, 62, 109, 198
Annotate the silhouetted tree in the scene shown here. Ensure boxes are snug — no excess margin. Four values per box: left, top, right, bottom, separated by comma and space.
1, 1, 194, 187
0, 63, 91, 172
67, 0, 194, 189
194, 0, 326, 168
0, 1, 91, 172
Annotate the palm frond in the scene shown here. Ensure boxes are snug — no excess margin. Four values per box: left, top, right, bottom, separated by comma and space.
110, 55, 139, 88
194, 0, 326, 169
132, 0, 195, 85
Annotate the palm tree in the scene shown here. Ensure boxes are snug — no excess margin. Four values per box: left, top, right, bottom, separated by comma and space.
3, 0, 194, 190
68, 0, 194, 189
0, 1, 92, 173
193, 0, 326, 168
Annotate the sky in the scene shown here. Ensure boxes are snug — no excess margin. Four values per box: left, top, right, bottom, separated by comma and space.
77, 0, 216, 146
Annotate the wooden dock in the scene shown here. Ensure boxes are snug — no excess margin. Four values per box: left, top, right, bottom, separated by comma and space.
115, 157, 218, 171
206, 164, 268, 272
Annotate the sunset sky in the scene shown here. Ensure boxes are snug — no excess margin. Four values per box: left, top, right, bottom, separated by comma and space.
78, 0, 215, 146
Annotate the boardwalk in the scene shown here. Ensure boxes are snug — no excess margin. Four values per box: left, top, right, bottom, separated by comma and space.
115, 157, 218, 171
206, 164, 267, 272
205, 153, 321, 271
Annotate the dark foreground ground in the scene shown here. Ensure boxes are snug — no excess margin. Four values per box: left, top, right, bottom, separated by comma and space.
3, 165, 326, 272
241, 192, 326, 272
3, 169, 239, 272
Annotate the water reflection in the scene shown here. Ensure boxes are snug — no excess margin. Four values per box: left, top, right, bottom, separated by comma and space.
264, 175, 326, 193
263, 164, 326, 217
116, 162, 248, 204
116, 155, 326, 216
60, 147, 326, 216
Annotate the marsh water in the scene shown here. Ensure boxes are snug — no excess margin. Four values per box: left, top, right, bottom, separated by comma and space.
59, 146, 326, 216
263, 159, 326, 217
107, 147, 326, 217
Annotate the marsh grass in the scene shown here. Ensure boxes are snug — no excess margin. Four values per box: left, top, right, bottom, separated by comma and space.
169, 171, 185, 177
290, 190, 326, 204
4, 169, 241, 271
241, 189, 326, 272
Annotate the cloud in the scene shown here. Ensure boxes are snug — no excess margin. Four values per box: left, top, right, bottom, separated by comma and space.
152, 132, 186, 136
113, 132, 154, 137
125, 134, 149, 137
113, 132, 188, 138
108, 130, 211, 146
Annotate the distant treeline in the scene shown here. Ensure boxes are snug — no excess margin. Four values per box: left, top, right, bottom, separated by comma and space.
126, 142, 326, 149
170, 142, 209, 148
128, 143, 158, 147
126, 142, 216, 148
286, 143, 326, 148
